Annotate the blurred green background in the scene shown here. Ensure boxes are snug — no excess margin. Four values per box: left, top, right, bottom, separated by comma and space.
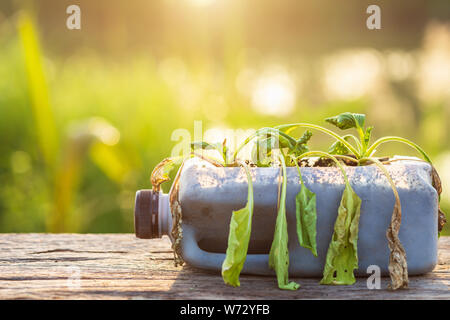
0, 0, 449, 234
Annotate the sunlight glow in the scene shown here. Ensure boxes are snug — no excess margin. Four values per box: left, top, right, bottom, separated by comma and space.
251, 66, 296, 117
417, 23, 450, 101
323, 49, 381, 100
87, 117, 121, 146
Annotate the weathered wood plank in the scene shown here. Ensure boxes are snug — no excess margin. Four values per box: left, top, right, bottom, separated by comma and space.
0, 234, 448, 300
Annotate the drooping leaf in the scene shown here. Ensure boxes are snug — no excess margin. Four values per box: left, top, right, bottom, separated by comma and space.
150, 157, 180, 192
269, 155, 300, 290
430, 165, 447, 234
366, 156, 409, 290
325, 112, 366, 131
386, 200, 409, 290
150, 158, 175, 191
294, 165, 317, 256
430, 165, 446, 233
320, 182, 362, 285
222, 163, 254, 287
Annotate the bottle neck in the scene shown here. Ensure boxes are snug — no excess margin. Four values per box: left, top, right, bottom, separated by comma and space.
158, 193, 172, 236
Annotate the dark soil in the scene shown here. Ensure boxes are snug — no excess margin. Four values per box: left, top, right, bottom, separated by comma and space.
243, 156, 390, 168
299, 155, 390, 168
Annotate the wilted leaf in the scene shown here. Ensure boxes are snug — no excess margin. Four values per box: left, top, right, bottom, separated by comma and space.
295, 166, 317, 256
430, 166, 446, 234
431, 165, 442, 196
320, 183, 362, 285
150, 157, 179, 192
325, 112, 366, 131
386, 201, 409, 290
269, 156, 300, 290
222, 163, 254, 287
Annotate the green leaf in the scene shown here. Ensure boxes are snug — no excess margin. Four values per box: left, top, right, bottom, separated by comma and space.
328, 140, 350, 155
363, 126, 373, 147
222, 163, 254, 287
269, 155, 300, 290
325, 113, 366, 131
294, 166, 317, 257
251, 136, 275, 167
320, 182, 362, 285
296, 130, 313, 145
290, 131, 312, 156
295, 188, 317, 256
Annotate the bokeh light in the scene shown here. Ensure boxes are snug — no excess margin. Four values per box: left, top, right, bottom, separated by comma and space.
251, 66, 297, 117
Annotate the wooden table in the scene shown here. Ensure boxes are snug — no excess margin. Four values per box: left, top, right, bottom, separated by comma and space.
0, 234, 448, 300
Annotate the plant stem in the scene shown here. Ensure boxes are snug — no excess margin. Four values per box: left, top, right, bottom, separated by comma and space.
342, 134, 362, 152
366, 136, 432, 164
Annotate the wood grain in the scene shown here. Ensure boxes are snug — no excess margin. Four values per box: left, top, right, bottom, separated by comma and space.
0, 234, 448, 300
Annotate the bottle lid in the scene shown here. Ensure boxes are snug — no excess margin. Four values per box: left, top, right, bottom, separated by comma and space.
134, 189, 159, 239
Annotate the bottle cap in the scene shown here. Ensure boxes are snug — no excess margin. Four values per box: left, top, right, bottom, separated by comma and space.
134, 189, 159, 239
